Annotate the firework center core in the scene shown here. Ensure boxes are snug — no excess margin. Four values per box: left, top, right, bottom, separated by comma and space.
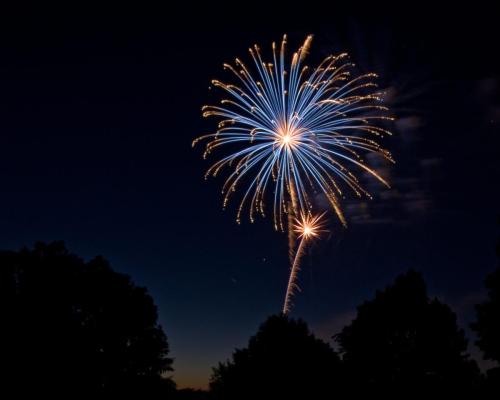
276, 125, 299, 149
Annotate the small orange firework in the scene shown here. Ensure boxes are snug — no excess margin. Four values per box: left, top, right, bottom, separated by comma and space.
283, 212, 327, 314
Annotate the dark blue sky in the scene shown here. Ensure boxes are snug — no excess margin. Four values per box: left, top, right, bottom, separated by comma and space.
0, 7, 498, 388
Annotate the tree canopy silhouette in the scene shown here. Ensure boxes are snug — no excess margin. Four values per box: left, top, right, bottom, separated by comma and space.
0, 241, 174, 396
176, 388, 209, 400
471, 241, 500, 388
334, 270, 481, 394
210, 314, 343, 399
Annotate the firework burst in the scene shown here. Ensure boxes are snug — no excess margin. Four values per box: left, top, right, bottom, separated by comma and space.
193, 35, 393, 312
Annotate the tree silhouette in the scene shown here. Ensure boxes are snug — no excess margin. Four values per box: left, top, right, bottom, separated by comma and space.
471, 240, 500, 389
334, 270, 481, 394
210, 314, 343, 399
176, 388, 209, 399
0, 242, 174, 396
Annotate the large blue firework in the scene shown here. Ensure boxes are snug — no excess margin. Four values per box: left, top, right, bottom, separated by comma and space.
194, 35, 393, 231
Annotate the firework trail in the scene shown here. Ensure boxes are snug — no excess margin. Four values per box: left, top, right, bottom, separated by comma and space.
193, 35, 393, 313
283, 212, 326, 314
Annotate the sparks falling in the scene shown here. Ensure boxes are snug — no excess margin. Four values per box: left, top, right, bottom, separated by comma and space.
193, 35, 394, 313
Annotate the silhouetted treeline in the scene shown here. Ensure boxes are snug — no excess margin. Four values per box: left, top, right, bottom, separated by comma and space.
1, 241, 499, 397
210, 269, 500, 397
208, 227, 500, 397
471, 238, 500, 392
1, 242, 175, 396
210, 314, 344, 399
334, 270, 481, 395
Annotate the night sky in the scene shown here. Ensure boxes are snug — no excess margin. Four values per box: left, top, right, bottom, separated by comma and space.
0, 7, 499, 389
